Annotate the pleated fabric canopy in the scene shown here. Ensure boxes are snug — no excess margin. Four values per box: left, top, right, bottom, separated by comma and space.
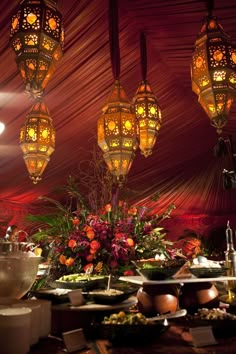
0, 0, 236, 238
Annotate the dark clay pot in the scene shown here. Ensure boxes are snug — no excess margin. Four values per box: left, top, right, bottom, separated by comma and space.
136, 284, 179, 316
179, 282, 219, 314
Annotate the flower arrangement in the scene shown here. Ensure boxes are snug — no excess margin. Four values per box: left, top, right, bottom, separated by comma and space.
26, 149, 180, 279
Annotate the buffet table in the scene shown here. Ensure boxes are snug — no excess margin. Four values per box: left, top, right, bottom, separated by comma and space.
29, 324, 236, 354
30, 274, 236, 353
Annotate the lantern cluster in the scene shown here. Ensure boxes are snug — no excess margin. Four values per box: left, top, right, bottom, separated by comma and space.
191, 14, 236, 134
10, 0, 64, 183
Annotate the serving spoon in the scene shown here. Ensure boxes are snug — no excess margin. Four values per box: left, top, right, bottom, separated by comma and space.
147, 309, 187, 323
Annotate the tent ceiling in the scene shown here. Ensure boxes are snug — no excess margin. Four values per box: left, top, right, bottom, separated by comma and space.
0, 0, 236, 216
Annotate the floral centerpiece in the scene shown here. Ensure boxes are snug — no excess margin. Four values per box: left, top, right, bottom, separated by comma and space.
26, 149, 181, 280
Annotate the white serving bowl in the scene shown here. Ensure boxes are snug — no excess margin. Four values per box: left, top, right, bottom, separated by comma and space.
0, 242, 41, 304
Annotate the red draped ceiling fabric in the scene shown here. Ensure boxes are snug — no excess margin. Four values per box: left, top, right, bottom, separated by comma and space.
0, 0, 236, 234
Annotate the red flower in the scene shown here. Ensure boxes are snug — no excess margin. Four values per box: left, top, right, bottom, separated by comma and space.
86, 254, 94, 262
68, 239, 77, 249
123, 269, 134, 276
84, 263, 93, 273
90, 240, 101, 251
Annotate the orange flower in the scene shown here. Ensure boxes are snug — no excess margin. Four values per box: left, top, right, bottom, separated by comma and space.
128, 207, 137, 216
68, 239, 77, 249
84, 263, 93, 273
65, 257, 75, 267
59, 254, 66, 265
90, 240, 101, 251
105, 203, 112, 212
126, 238, 135, 247
182, 238, 201, 258
90, 248, 97, 255
72, 217, 80, 226
83, 225, 95, 240
86, 229, 95, 240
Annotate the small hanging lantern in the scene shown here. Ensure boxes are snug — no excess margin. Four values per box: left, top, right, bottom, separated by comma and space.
191, 1, 236, 134
19, 100, 55, 184
133, 33, 162, 157
98, 80, 137, 185
10, 0, 64, 99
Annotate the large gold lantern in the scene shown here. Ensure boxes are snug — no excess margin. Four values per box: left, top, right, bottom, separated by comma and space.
98, 80, 137, 185
191, 8, 236, 134
19, 100, 55, 184
97, 0, 137, 184
10, 0, 64, 99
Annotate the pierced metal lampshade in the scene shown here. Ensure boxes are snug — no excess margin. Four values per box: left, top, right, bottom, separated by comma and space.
133, 80, 162, 157
19, 100, 55, 184
191, 14, 236, 134
97, 79, 138, 184
10, 0, 64, 99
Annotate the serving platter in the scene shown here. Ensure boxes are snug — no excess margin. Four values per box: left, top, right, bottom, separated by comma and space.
50, 276, 107, 291
119, 275, 236, 285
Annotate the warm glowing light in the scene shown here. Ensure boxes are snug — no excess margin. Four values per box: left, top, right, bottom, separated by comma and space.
108, 120, 116, 130
232, 53, 236, 64
125, 120, 132, 130
137, 106, 144, 115
213, 50, 223, 61
49, 18, 57, 30
150, 106, 156, 115
0, 122, 5, 134
196, 56, 204, 68
41, 129, 48, 139
191, 13, 235, 134
27, 13, 37, 25
12, 18, 18, 30
28, 128, 36, 138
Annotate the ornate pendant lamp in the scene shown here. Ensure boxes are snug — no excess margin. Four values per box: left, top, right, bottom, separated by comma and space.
97, 0, 137, 185
10, 0, 64, 100
19, 100, 55, 184
191, 0, 236, 135
10, 0, 64, 183
133, 33, 162, 157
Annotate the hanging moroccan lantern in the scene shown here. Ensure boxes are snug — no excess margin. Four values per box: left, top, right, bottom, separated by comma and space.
98, 79, 137, 185
133, 33, 162, 157
191, 4, 236, 134
19, 100, 55, 184
10, 0, 64, 99
97, 0, 137, 184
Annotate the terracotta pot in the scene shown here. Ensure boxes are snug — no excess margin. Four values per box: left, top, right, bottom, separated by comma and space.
136, 284, 179, 316
179, 282, 219, 313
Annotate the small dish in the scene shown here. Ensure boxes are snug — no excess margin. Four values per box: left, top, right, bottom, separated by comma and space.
88, 288, 137, 305
30, 288, 71, 303
136, 259, 186, 280
189, 267, 228, 278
